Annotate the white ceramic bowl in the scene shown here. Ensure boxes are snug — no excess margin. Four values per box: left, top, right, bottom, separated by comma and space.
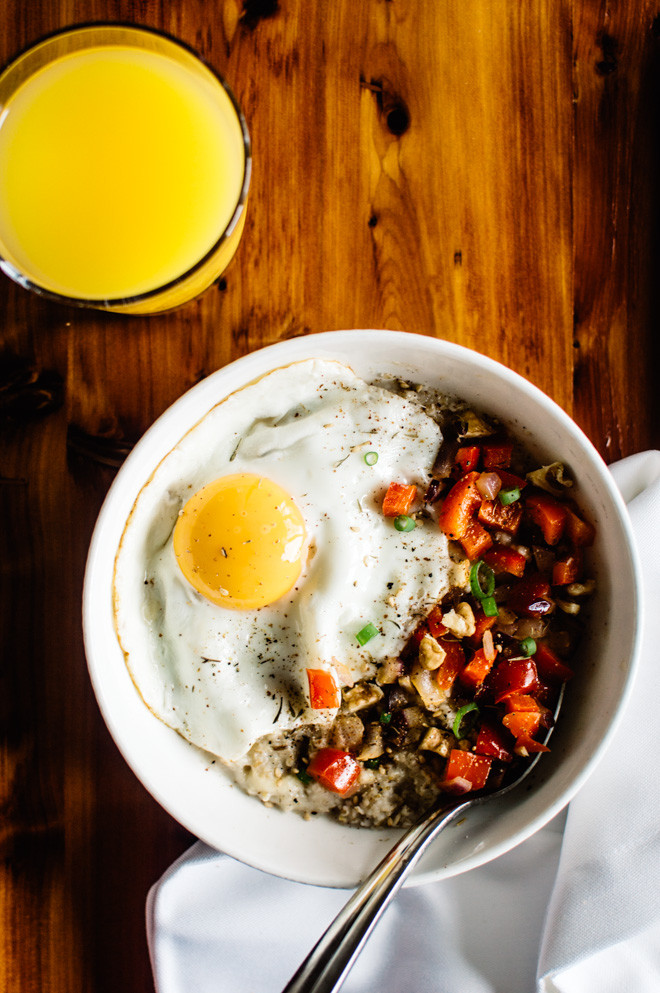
83, 330, 642, 888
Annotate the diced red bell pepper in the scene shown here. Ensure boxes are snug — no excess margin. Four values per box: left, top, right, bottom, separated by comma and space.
505, 695, 552, 735
515, 735, 551, 755
564, 507, 596, 547
382, 482, 417, 517
533, 642, 574, 682
434, 639, 466, 692
475, 721, 514, 762
460, 518, 493, 558
495, 469, 527, 491
502, 710, 541, 739
534, 674, 559, 708
552, 552, 582, 586
502, 710, 551, 754
437, 472, 482, 540
481, 441, 514, 470
506, 572, 554, 617
307, 748, 361, 796
454, 446, 481, 474
483, 545, 527, 578
306, 668, 340, 709
459, 647, 496, 690
504, 693, 543, 713
478, 499, 523, 535
490, 658, 540, 703
466, 608, 497, 647
441, 749, 492, 791
426, 604, 447, 638
525, 493, 567, 545
407, 621, 429, 655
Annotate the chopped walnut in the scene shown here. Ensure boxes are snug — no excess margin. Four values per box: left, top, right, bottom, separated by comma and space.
526, 461, 573, 494
458, 410, 496, 439
441, 602, 476, 638
376, 657, 404, 685
418, 633, 446, 671
419, 727, 453, 757
358, 723, 384, 760
329, 713, 364, 752
342, 682, 384, 713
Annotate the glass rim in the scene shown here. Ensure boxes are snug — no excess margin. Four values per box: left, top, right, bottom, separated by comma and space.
0, 21, 252, 309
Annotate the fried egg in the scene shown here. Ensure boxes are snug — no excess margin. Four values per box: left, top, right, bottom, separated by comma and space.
113, 359, 461, 761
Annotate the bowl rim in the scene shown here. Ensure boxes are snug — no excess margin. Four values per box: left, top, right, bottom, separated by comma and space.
83, 329, 644, 887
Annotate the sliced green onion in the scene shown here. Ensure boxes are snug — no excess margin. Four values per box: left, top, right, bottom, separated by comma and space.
452, 702, 480, 739
364, 758, 381, 769
394, 515, 415, 532
481, 595, 499, 617
469, 559, 495, 599
356, 622, 379, 646
499, 487, 521, 505
297, 769, 313, 785
379, 711, 392, 725
520, 636, 537, 657
364, 451, 379, 466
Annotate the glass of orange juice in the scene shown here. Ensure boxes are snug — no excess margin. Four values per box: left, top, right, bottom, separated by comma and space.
0, 24, 251, 314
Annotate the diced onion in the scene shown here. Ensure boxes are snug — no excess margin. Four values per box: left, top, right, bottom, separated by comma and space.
477, 472, 502, 500
533, 545, 555, 573
411, 665, 446, 710
495, 607, 518, 636
482, 628, 496, 662
441, 776, 473, 795
515, 617, 549, 640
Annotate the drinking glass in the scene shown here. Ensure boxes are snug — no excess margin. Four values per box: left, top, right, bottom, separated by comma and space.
0, 24, 251, 313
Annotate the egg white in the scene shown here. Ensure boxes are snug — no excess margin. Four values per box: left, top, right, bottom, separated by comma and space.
114, 359, 460, 761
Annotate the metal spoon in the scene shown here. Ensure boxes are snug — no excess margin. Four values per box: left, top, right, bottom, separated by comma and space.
282, 685, 563, 993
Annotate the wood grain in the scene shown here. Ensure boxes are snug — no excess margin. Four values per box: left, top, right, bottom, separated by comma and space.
1, 2, 659, 991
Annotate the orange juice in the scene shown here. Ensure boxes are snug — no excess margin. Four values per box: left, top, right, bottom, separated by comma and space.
0, 27, 249, 312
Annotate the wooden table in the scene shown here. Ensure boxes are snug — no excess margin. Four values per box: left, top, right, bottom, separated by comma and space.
1, 2, 658, 990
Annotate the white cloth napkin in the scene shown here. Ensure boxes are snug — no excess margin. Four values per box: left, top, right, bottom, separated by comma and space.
147, 452, 660, 993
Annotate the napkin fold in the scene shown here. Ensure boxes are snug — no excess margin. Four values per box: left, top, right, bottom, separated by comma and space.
147, 452, 660, 993
537, 451, 660, 991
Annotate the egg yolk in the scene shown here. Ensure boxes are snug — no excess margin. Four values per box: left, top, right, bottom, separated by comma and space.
172, 473, 307, 610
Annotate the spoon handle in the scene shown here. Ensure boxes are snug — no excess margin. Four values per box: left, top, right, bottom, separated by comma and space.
281, 796, 472, 993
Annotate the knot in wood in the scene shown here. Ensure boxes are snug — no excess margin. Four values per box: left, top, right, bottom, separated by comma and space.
0, 354, 63, 422
361, 77, 411, 137
240, 0, 279, 30
595, 31, 619, 76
